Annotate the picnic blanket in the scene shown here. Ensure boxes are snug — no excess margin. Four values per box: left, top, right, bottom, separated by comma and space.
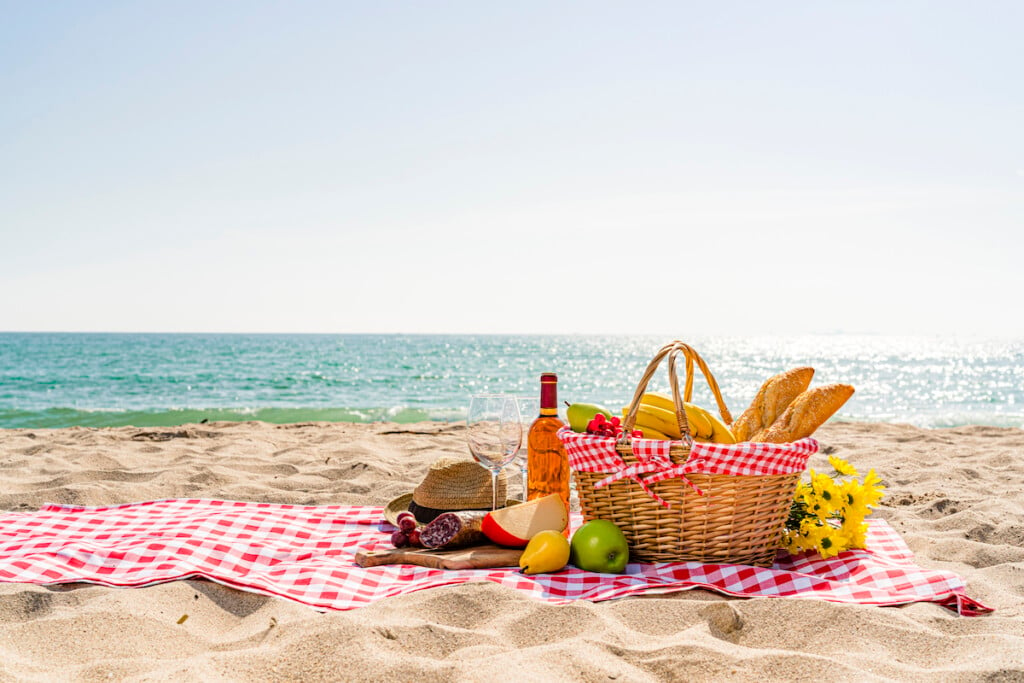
0, 498, 991, 616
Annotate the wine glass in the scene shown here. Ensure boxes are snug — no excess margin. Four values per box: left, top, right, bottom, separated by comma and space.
466, 394, 523, 510
514, 396, 539, 501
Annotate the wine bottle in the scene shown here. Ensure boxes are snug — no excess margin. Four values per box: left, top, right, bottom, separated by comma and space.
526, 373, 570, 533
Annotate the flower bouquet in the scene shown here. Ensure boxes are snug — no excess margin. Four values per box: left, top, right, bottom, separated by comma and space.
781, 455, 886, 559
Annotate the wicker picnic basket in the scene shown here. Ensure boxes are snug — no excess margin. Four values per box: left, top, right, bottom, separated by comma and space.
570, 341, 804, 567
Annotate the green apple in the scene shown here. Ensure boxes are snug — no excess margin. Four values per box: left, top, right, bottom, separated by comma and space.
570, 519, 629, 573
566, 403, 613, 433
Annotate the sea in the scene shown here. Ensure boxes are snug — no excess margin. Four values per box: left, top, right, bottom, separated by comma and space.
0, 333, 1022, 430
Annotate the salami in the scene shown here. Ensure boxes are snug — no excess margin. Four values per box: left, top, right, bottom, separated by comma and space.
419, 510, 487, 549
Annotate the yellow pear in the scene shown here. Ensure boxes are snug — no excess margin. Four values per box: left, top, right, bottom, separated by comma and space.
519, 529, 571, 575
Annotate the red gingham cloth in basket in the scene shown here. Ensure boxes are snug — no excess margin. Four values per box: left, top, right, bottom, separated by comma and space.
560, 426, 818, 477
559, 427, 818, 504
0, 499, 991, 616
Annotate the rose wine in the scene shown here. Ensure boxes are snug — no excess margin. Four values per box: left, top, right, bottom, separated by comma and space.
526, 373, 570, 534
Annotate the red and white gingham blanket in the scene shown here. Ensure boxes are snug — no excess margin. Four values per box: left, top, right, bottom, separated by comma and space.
0, 499, 991, 616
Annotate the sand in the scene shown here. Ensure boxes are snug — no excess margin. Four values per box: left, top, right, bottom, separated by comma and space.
1, 420, 1023, 682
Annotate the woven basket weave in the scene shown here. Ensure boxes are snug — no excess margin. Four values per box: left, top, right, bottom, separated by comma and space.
573, 341, 801, 567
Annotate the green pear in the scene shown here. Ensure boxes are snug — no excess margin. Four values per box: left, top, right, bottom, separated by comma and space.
566, 403, 613, 433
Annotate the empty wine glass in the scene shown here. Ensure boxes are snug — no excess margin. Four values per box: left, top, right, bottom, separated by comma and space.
466, 394, 522, 510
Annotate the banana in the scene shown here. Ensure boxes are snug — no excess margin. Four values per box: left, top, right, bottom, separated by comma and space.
638, 392, 680, 413
629, 397, 715, 440
704, 411, 737, 444
623, 405, 680, 439
677, 402, 716, 440
631, 422, 673, 440
635, 394, 740, 443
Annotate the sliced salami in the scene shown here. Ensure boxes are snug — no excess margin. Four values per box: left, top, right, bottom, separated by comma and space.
419, 510, 487, 549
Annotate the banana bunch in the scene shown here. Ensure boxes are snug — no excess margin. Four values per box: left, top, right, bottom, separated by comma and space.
625, 392, 737, 444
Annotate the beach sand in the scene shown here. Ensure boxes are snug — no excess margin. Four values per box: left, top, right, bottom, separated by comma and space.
1, 421, 1023, 681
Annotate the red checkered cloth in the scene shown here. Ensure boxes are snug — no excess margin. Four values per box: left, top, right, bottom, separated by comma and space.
0, 499, 990, 616
559, 426, 818, 504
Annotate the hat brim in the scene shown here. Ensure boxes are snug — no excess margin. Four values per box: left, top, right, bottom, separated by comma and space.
383, 493, 520, 527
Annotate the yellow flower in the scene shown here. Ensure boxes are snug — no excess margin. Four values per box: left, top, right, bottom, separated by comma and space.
839, 518, 868, 549
808, 470, 842, 516
780, 456, 885, 557
840, 478, 870, 521
802, 522, 846, 558
780, 529, 801, 554
861, 469, 886, 508
828, 455, 858, 477
795, 482, 817, 509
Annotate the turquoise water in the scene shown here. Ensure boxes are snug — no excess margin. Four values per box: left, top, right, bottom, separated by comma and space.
1, 333, 1022, 429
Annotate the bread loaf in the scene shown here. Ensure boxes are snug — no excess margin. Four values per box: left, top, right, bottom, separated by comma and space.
732, 367, 814, 442
756, 383, 855, 443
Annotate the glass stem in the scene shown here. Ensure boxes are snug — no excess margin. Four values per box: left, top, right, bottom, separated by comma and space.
491, 469, 499, 510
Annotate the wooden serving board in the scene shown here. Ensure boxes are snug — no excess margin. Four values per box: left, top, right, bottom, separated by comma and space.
355, 544, 523, 570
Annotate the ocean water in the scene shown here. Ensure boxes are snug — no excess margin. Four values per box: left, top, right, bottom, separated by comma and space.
0, 333, 1022, 430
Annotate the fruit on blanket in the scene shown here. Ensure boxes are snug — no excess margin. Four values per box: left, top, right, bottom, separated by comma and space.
567, 403, 613, 433
390, 530, 408, 548
519, 530, 571, 575
481, 493, 569, 547
570, 519, 629, 573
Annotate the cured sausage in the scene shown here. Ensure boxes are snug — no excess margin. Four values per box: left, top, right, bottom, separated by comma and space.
419, 510, 487, 549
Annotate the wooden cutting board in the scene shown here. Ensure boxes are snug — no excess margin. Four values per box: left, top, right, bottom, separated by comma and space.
355, 544, 523, 570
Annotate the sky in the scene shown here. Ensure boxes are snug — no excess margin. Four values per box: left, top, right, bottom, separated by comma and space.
1, 2, 1021, 336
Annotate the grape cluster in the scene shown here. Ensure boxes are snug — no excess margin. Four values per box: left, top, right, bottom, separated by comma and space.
391, 511, 423, 548
586, 413, 643, 439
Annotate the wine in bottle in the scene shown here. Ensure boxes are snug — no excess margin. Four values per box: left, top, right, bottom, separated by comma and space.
526, 373, 570, 531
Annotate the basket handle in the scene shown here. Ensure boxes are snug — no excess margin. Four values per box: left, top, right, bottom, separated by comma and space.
621, 341, 733, 440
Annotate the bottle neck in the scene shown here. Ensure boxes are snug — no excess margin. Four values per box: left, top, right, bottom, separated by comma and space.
539, 374, 558, 416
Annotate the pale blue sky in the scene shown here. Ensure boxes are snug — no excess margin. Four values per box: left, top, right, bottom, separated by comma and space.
2, 2, 1021, 335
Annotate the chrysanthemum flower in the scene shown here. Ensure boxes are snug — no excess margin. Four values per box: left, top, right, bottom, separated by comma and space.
809, 470, 842, 516
802, 522, 846, 558
840, 478, 870, 521
840, 518, 868, 549
828, 454, 859, 477
862, 469, 886, 507
782, 456, 883, 558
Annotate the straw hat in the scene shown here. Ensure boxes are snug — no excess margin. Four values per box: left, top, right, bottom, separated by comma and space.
384, 456, 513, 526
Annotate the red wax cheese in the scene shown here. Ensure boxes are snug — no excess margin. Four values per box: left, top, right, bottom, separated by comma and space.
481, 493, 569, 547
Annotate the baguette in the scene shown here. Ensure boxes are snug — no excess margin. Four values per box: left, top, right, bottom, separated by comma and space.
732, 367, 814, 442
756, 383, 855, 443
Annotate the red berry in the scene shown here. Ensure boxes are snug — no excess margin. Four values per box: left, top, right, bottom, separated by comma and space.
610, 416, 621, 427
593, 414, 606, 425
631, 430, 644, 438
